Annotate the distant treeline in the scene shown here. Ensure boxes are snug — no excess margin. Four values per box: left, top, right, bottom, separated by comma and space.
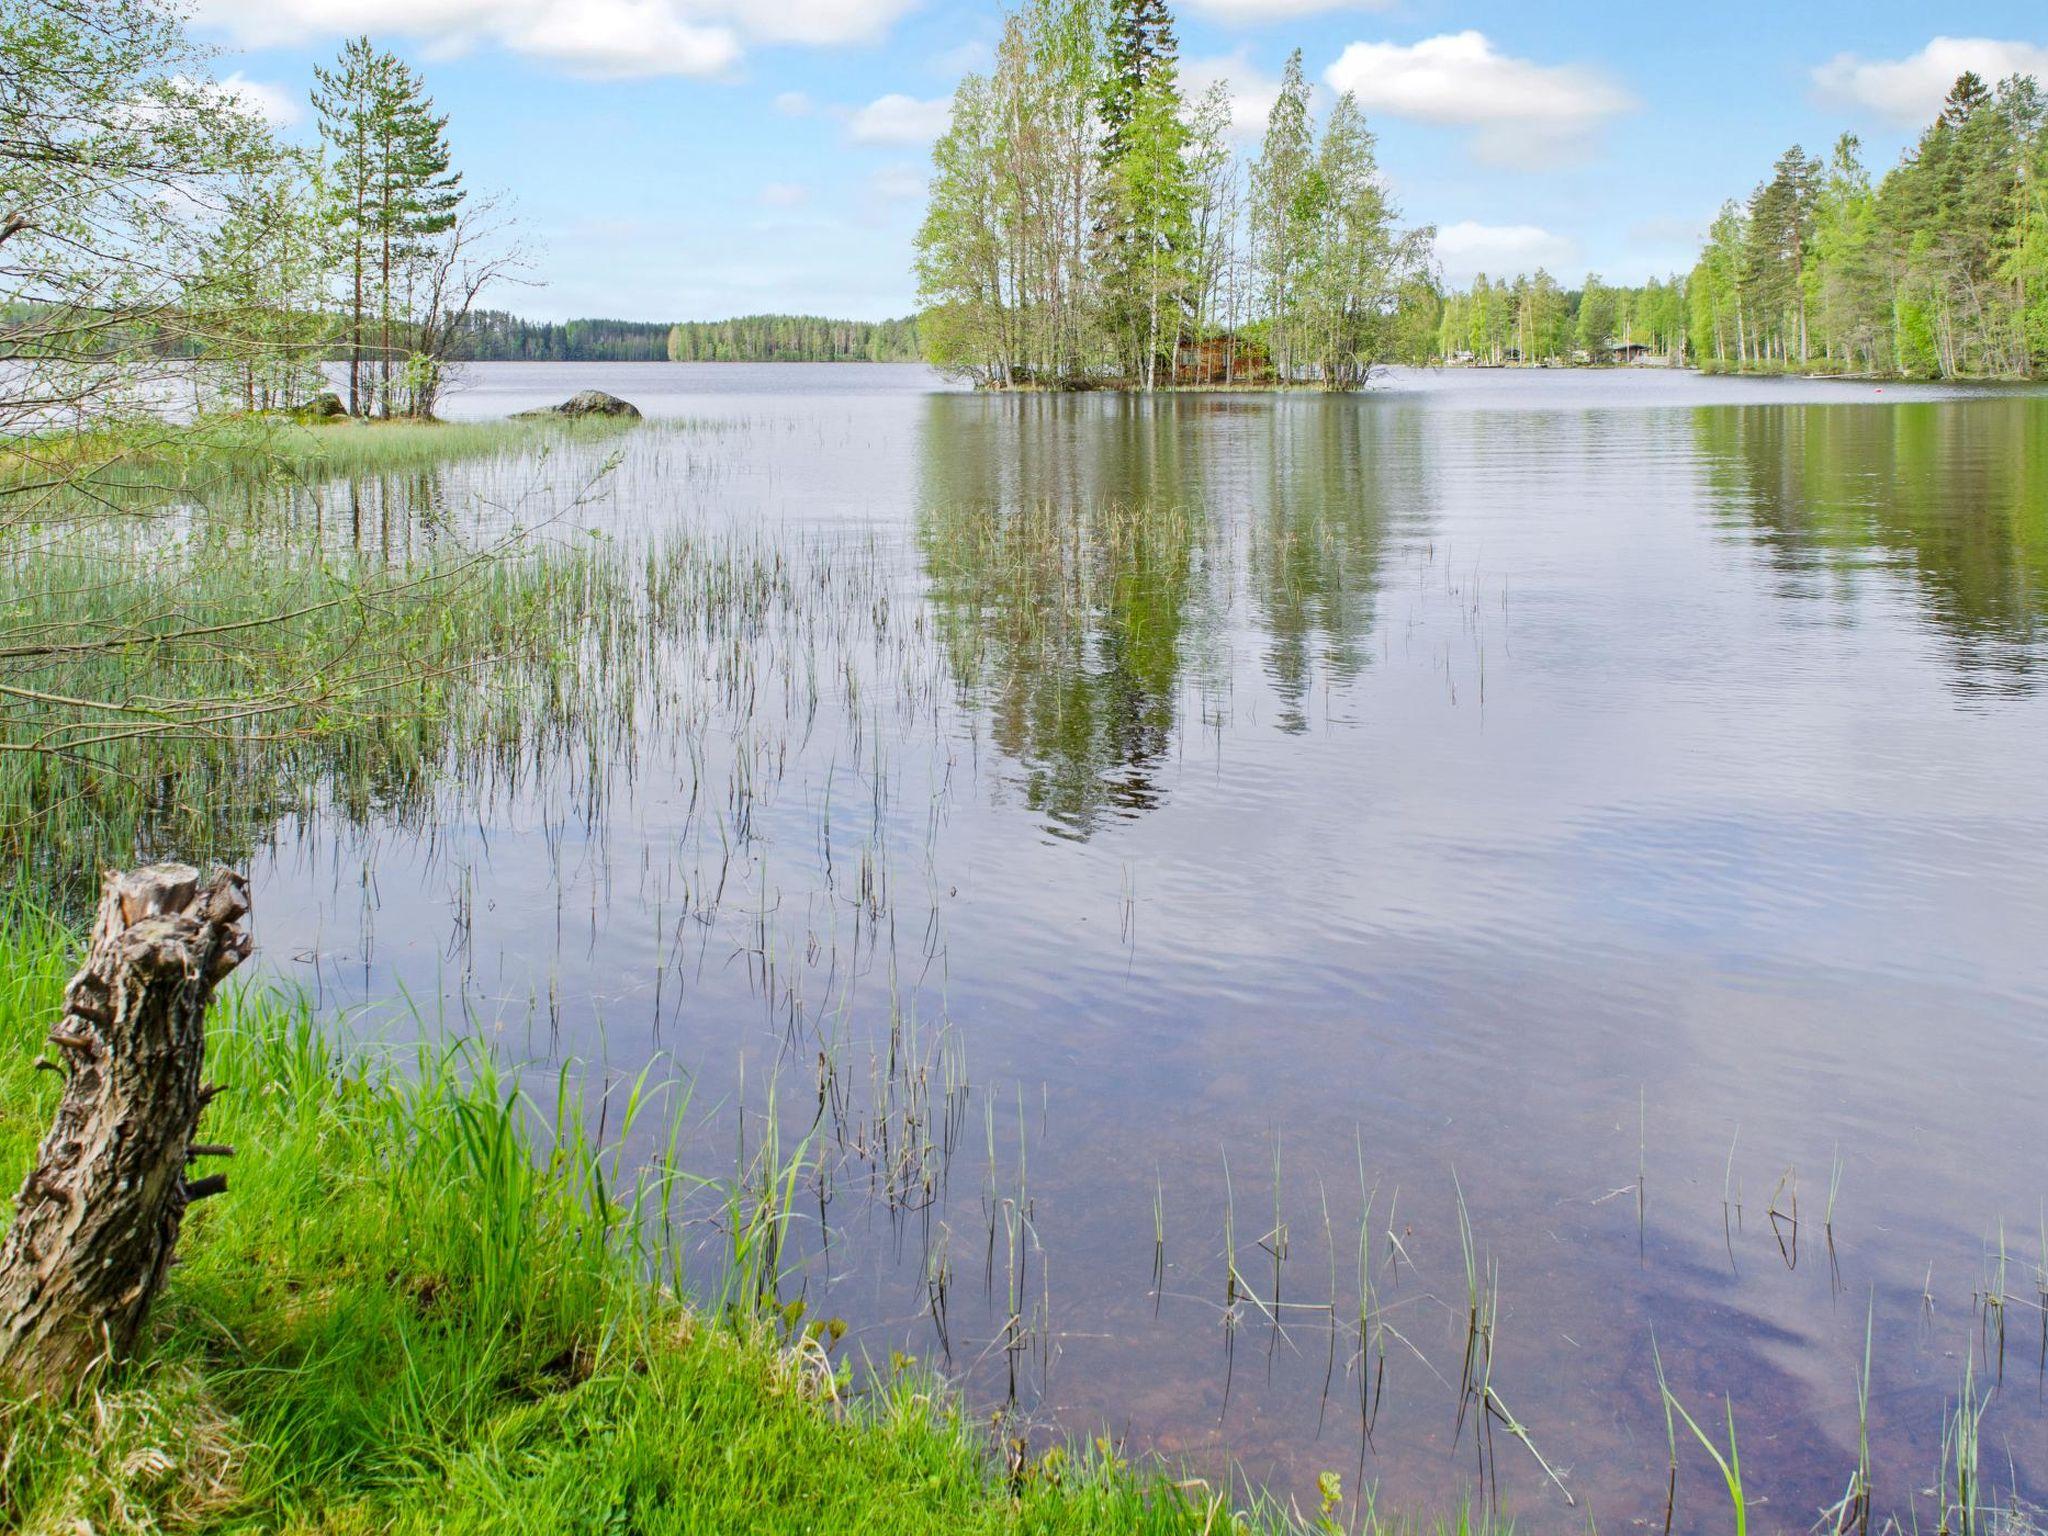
452, 310, 920, 363
1438, 273, 1690, 366
667, 315, 920, 362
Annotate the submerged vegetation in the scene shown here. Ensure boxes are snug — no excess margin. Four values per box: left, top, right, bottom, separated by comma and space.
0, 906, 1436, 1535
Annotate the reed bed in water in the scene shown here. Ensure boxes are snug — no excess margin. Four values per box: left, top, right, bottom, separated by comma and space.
0, 430, 944, 916
1154, 1130, 2048, 1536
0, 905, 1496, 1536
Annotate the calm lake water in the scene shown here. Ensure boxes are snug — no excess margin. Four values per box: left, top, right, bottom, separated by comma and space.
259, 362, 2048, 1530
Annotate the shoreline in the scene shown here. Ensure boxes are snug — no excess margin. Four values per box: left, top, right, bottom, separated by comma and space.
0, 907, 1437, 1535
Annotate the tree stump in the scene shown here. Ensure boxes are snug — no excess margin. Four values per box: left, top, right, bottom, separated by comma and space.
0, 863, 250, 1397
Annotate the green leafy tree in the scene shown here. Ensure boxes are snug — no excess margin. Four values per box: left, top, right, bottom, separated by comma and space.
313, 38, 465, 417
186, 150, 335, 412
1250, 50, 1316, 382
914, 0, 1430, 390
1575, 272, 1617, 360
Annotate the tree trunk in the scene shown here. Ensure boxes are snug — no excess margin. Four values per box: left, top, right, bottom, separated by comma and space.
0, 864, 250, 1398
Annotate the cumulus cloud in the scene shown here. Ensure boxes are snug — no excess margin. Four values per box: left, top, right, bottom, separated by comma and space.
774, 90, 814, 116
847, 92, 950, 145
1811, 36, 2048, 124
190, 0, 915, 77
1433, 220, 1577, 286
735, 0, 918, 46
1324, 31, 1633, 166
507, 0, 738, 78
1181, 0, 1391, 21
205, 72, 303, 127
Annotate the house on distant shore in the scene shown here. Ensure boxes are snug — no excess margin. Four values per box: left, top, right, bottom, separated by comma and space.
1574, 339, 1664, 366
1175, 334, 1274, 385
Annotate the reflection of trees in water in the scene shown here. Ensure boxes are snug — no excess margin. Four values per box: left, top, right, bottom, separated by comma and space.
917, 398, 1215, 839
1696, 401, 2048, 694
916, 396, 1421, 833
1245, 404, 1418, 733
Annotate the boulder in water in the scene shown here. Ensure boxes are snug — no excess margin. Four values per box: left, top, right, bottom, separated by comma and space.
515, 390, 642, 420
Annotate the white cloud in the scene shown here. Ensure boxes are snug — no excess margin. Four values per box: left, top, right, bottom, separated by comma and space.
190, 0, 914, 76
1811, 36, 2048, 124
759, 181, 809, 207
1324, 31, 1633, 166
1182, 50, 1287, 142
869, 163, 926, 201
1433, 220, 1577, 286
733, 0, 918, 46
194, 72, 302, 127
774, 90, 814, 116
847, 92, 950, 146
507, 0, 737, 78
1182, 0, 1391, 21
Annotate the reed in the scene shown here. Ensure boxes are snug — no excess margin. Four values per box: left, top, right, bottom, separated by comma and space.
7, 904, 1475, 1536
1659, 1375, 1747, 1536
1938, 1357, 1986, 1536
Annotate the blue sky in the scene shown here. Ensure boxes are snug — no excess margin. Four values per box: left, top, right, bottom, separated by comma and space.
194, 1, 2048, 322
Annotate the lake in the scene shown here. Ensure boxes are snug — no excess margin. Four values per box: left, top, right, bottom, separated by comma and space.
256, 361, 2048, 1529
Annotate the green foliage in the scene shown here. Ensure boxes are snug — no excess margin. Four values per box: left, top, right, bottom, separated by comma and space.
1690, 71, 2048, 377
1436, 267, 1662, 367
1097, 0, 1196, 388
0, 0, 298, 454
1443, 69, 2048, 379
915, 0, 1424, 390
442, 313, 923, 363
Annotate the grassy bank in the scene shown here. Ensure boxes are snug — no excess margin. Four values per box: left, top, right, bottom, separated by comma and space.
0, 906, 1433, 1535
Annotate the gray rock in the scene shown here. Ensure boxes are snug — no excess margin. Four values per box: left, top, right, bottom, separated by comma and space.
515, 390, 642, 420
291, 391, 346, 421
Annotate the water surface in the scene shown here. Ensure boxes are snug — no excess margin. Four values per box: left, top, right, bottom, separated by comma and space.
253, 362, 2048, 1531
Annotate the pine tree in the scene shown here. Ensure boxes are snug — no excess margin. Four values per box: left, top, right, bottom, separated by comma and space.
1944, 71, 1990, 127
311, 39, 379, 415
372, 57, 461, 416
313, 40, 463, 417
1097, 0, 1192, 388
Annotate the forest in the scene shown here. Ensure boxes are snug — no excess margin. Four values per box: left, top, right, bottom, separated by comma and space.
1689, 71, 2048, 377
1437, 69, 2048, 379
665, 314, 921, 362
1435, 272, 1690, 367
914, 0, 1436, 391
453, 311, 671, 360
452, 311, 921, 362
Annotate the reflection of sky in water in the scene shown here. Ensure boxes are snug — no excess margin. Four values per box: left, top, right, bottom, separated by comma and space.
252, 364, 2048, 1530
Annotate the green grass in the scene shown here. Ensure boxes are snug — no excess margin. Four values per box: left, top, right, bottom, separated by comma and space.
0, 905, 1488, 1535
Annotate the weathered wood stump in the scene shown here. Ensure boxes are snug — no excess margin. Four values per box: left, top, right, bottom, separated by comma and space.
0, 864, 250, 1397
